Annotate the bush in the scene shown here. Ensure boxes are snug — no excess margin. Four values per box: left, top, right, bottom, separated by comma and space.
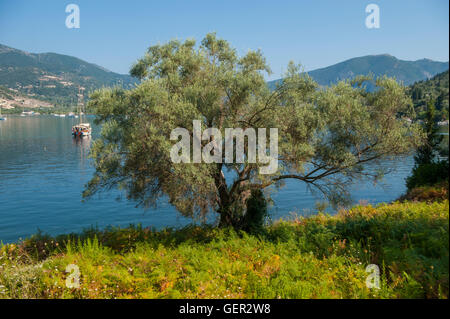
241, 189, 269, 234
406, 160, 449, 191
400, 181, 448, 202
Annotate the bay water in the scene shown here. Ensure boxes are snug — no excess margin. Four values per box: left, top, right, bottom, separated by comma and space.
0, 115, 426, 243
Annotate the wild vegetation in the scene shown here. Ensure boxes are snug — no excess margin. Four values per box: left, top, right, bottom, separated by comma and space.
0, 199, 448, 299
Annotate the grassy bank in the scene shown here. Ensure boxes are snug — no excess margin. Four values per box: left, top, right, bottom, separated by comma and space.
0, 200, 448, 299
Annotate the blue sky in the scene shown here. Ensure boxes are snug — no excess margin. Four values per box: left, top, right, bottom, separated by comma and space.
0, 0, 448, 80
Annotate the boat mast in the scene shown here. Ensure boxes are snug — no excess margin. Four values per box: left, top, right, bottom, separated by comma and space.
77, 86, 85, 124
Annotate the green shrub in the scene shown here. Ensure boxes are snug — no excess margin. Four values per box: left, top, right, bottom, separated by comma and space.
241, 189, 269, 234
406, 160, 449, 190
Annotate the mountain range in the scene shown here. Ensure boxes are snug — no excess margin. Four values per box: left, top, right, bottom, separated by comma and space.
268, 54, 448, 89
0, 43, 448, 110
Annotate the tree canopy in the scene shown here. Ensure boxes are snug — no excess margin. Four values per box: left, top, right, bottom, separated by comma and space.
84, 33, 423, 228
414, 99, 443, 166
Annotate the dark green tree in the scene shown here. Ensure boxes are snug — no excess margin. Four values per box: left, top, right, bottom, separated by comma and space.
414, 99, 443, 166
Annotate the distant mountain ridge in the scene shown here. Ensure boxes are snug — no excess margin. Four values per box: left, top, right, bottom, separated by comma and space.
269, 54, 449, 88
1, 44, 449, 109
0, 44, 136, 106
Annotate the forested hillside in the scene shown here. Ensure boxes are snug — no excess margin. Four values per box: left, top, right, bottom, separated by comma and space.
408, 70, 449, 121
0, 44, 136, 107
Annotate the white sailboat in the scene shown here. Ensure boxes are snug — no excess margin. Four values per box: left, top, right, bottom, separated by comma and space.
72, 87, 91, 137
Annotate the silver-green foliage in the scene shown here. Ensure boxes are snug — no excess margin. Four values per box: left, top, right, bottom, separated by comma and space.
84, 33, 423, 226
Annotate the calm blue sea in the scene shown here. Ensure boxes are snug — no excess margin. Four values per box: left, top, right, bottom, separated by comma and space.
0, 115, 417, 243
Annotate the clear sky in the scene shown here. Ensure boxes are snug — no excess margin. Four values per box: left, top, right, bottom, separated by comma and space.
0, 0, 448, 80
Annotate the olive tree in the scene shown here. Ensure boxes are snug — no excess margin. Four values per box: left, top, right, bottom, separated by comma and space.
84, 33, 423, 228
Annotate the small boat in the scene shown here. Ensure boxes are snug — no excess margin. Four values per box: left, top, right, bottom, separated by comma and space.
72, 87, 92, 137
72, 123, 92, 137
